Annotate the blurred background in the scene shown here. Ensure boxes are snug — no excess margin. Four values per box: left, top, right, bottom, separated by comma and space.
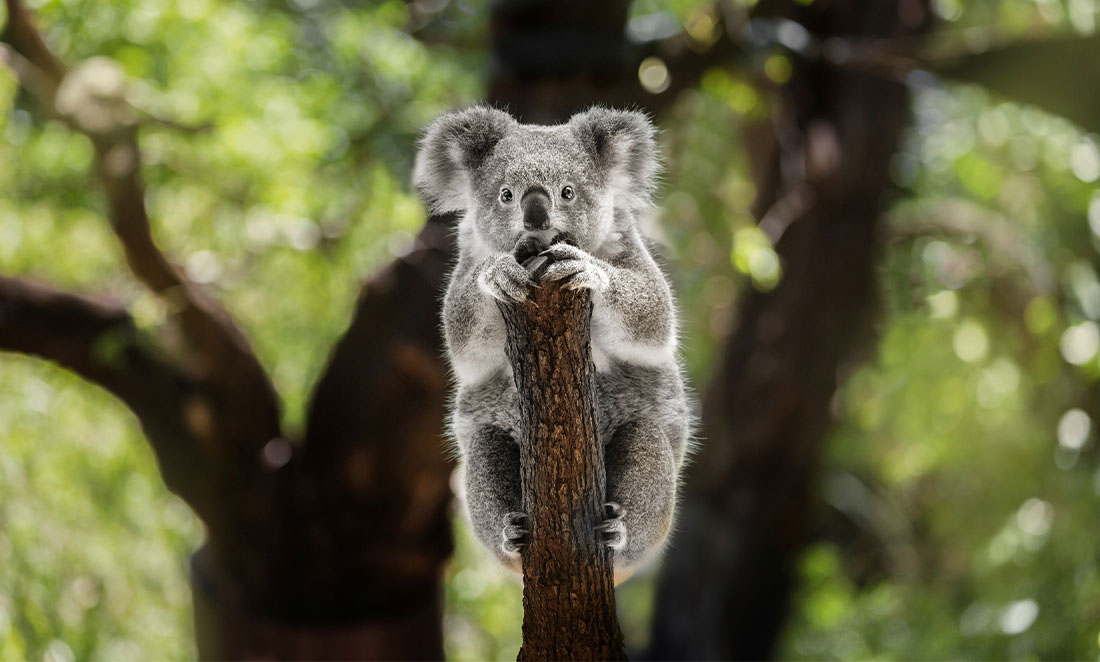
2, 0, 1100, 659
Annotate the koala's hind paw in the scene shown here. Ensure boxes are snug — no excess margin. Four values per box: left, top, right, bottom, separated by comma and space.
501, 511, 530, 555
597, 501, 627, 551
478, 255, 534, 303
538, 244, 610, 293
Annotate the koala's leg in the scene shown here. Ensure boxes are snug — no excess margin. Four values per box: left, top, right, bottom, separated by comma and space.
463, 425, 524, 571
603, 420, 677, 576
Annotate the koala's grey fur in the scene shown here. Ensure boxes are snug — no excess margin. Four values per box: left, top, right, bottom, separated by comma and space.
414, 106, 691, 584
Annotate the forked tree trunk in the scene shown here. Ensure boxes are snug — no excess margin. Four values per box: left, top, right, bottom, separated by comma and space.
498, 272, 626, 661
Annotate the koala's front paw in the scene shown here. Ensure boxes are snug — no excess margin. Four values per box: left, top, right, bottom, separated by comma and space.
597, 501, 627, 551
514, 236, 547, 265
478, 254, 534, 303
538, 244, 610, 293
501, 511, 530, 556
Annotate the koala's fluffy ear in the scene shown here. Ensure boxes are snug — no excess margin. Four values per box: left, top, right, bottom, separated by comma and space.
569, 107, 659, 210
413, 106, 516, 213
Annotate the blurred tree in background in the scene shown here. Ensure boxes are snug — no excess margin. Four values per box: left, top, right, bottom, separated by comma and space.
1, 0, 1100, 660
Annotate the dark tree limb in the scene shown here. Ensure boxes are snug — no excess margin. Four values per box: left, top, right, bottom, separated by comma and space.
497, 272, 626, 662
0, 275, 220, 519
1, 0, 65, 91
0, 275, 152, 397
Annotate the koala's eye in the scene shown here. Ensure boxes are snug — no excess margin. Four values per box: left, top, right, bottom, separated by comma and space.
561, 185, 575, 201
499, 188, 513, 204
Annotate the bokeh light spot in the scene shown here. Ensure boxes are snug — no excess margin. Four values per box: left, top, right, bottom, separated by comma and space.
732, 227, 782, 291
976, 358, 1020, 407
638, 57, 670, 94
1016, 498, 1053, 537
185, 250, 223, 284
953, 320, 988, 363
933, 0, 963, 21
1060, 321, 1099, 365
1071, 141, 1100, 182
261, 438, 292, 469
684, 8, 719, 47
1068, 0, 1096, 32
764, 54, 792, 84
999, 599, 1039, 635
1024, 297, 1056, 334
1066, 261, 1100, 319
44, 640, 75, 662
1088, 193, 1100, 238
927, 290, 958, 319
1057, 408, 1091, 450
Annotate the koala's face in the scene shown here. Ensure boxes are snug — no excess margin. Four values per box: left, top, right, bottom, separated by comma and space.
414, 106, 658, 254
469, 127, 610, 251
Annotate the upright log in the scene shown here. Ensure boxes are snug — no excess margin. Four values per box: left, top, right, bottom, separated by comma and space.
497, 261, 626, 662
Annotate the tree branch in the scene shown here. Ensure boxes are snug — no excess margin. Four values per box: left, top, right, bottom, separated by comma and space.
1, 0, 281, 456
498, 261, 625, 662
0, 275, 218, 514
0, 275, 154, 398
2, 0, 65, 89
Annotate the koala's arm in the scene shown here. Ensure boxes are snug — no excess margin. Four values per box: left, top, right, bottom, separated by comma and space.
541, 233, 675, 367
444, 248, 533, 383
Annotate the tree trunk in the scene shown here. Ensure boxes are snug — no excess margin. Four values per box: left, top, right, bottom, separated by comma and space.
190, 214, 458, 661
498, 268, 626, 662
648, 0, 931, 659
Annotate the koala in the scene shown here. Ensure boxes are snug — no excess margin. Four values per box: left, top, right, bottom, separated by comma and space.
414, 106, 691, 584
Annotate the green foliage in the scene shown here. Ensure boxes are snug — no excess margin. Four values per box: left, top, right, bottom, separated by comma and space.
4, 0, 1100, 659
782, 6, 1100, 655
0, 357, 200, 660
444, 520, 523, 661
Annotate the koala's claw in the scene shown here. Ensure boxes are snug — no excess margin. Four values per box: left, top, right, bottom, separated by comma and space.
597, 501, 627, 551
501, 511, 530, 555
538, 242, 585, 262
543, 260, 610, 292
538, 245, 610, 292
478, 255, 533, 303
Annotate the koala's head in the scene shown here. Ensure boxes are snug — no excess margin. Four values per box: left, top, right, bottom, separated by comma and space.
413, 106, 658, 252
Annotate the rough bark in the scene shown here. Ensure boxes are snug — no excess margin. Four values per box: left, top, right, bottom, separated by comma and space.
497, 274, 626, 662
648, 1, 931, 659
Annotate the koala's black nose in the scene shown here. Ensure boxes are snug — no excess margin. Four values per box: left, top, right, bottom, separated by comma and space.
521, 187, 551, 230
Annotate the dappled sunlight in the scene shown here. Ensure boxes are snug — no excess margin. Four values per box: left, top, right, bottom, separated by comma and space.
3, 0, 1100, 658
